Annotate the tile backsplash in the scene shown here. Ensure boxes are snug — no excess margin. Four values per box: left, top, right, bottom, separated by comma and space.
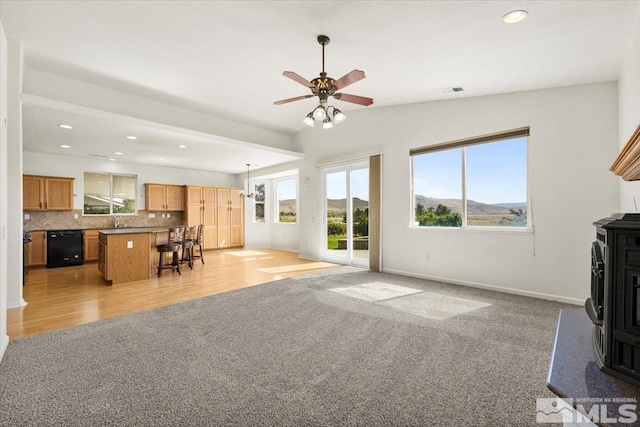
24, 209, 183, 232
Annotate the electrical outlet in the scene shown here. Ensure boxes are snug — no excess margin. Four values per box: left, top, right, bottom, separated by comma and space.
24, 213, 30, 220
162, 213, 166, 218
148, 213, 155, 218
127, 241, 133, 249
167, 213, 171, 218
73, 213, 79, 219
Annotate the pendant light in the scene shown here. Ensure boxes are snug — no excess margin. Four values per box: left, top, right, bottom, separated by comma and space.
241, 163, 254, 198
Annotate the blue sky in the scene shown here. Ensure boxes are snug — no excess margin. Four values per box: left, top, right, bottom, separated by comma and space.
326, 167, 369, 200
413, 137, 527, 204
277, 178, 297, 200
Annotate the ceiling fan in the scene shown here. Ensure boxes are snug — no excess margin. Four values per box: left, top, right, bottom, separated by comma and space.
274, 35, 373, 128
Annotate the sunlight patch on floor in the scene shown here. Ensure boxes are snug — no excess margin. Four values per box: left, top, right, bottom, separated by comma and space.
258, 262, 338, 274
329, 282, 422, 302
226, 250, 269, 257
377, 292, 491, 320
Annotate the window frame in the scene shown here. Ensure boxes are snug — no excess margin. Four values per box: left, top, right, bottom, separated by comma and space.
83, 172, 138, 216
274, 176, 298, 224
252, 180, 266, 223
410, 127, 532, 232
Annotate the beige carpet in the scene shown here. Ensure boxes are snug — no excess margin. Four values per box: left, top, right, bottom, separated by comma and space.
0, 267, 571, 426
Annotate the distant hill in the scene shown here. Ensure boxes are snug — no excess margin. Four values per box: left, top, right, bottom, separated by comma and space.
279, 196, 523, 216
492, 202, 527, 210
415, 195, 526, 215
278, 197, 369, 214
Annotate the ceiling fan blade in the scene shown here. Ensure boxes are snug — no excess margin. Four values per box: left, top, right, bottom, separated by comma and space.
333, 92, 374, 106
333, 69, 366, 90
282, 71, 316, 89
273, 94, 314, 105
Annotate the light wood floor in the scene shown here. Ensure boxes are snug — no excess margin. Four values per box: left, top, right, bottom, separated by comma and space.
8, 249, 338, 340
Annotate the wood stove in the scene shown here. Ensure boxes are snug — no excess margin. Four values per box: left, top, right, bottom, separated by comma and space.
587, 213, 640, 387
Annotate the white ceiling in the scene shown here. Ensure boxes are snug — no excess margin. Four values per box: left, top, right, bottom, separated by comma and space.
2, 1, 639, 174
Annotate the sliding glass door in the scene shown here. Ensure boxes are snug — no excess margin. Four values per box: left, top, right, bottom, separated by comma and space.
321, 161, 369, 267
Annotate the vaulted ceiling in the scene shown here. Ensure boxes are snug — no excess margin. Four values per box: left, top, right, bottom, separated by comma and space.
1, 1, 638, 173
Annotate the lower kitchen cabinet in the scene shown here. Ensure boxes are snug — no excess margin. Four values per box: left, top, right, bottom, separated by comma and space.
84, 230, 99, 262
25, 231, 46, 267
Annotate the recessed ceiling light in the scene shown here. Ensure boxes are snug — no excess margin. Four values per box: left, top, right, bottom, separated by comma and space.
502, 10, 528, 24
178, 144, 187, 148
108, 158, 116, 162
114, 151, 124, 155
58, 124, 72, 129
126, 135, 137, 140
59, 144, 71, 148
158, 157, 165, 161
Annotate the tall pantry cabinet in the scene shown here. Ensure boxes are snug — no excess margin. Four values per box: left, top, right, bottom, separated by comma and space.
184, 186, 244, 250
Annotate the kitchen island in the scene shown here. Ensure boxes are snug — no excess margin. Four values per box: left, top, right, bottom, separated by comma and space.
97, 227, 174, 285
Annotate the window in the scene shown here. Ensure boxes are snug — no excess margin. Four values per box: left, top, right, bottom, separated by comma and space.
276, 178, 297, 223
84, 172, 137, 215
411, 127, 529, 228
253, 181, 265, 223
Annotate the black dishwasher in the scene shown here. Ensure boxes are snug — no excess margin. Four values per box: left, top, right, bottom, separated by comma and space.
46, 230, 84, 268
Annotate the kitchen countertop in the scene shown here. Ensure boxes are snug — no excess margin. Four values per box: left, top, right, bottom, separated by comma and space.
97, 227, 173, 235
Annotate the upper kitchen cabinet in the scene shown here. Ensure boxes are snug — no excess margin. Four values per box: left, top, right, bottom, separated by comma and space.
23, 175, 74, 211
144, 183, 184, 211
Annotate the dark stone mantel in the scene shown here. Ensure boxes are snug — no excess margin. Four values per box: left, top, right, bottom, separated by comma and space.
547, 309, 640, 426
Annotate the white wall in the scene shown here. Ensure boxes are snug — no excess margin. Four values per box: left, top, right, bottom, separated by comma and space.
7, 37, 23, 309
0, 21, 9, 361
292, 82, 619, 304
242, 162, 301, 252
619, 9, 640, 211
24, 151, 237, 211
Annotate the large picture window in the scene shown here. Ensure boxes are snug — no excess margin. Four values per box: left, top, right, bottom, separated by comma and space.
276, 178, 297, 223
411, 127, 529, 229
84, 172, 137, 215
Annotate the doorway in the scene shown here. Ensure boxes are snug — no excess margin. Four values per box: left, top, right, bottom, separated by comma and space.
321, 161, 369, 267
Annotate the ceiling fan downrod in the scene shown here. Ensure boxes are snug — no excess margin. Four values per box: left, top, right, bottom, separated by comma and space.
318, 35, 330, 77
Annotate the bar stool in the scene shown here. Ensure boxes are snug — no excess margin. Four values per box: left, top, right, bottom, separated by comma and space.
156, 227, 185, 277
180, 226, 197, 269
191, 224, 205, 265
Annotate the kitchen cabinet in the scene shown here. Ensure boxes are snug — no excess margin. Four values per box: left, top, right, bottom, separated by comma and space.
216, 188, 244, 248
184, 186, 218, 249
84, 230, 99, 262
23, 175, 74, 211
144, 183, 184, 211
25, 231, 46, 267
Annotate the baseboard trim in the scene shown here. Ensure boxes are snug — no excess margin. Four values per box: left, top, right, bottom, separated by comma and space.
0, 334, 9, 363
270, 246, 298, 253
7, 298, 27, 309
381, 268, 584, 306
297, 253, 321, 262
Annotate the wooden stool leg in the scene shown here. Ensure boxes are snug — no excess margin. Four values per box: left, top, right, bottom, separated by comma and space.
157, 252, 164, 277
173, 250, 181, 275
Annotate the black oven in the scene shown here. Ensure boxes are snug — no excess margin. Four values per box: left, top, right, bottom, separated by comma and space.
23, 232, 31, 285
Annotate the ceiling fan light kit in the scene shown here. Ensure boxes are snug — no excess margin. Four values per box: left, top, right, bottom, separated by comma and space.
275, 35, 373, 129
